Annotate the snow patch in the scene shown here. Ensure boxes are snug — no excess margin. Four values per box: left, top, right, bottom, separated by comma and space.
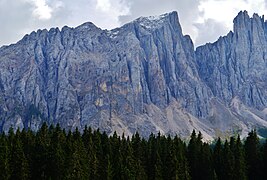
106, 29, 120, 39
136, 12, 173, 29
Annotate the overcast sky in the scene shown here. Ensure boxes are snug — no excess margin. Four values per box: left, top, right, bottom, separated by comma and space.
1, 0, 267, 47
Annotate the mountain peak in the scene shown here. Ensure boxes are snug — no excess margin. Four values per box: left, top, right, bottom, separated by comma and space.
133, 11, 181, 31
138, 11, 178, 22
234, 10, 265, 21
233, 10, 250, 25
233, 10, 266, 34
75, 22, 99, 31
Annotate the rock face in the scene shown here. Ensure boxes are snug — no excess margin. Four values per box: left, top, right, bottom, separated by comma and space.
196, 11, 267, 110
196, 11, 267, 137
0, 11, 266, 139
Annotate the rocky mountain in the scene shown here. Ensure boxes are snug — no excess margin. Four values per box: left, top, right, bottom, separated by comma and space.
0, 11, 266, 139
196, 11, 267, 138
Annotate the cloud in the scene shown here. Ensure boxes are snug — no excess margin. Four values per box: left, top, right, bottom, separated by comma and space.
96, 0, 111, 12
194, 19, 229, 46
28, 0, 53, 20
1, 0, 267, 47
0, 0, 33, 46
195, 0, 267, 46
0, 0, 128, 46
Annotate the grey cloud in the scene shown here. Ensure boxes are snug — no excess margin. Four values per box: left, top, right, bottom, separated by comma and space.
0, 0, 240, 48
194, 19, 229, 46
119, 0, 200, 22
0, 0, 33, 46
0, 0, 109, 46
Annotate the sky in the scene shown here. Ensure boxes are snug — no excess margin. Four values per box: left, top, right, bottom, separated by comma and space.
1, 0, 267, 47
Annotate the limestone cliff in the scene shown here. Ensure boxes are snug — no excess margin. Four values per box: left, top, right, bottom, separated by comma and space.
0, 11, 266, 139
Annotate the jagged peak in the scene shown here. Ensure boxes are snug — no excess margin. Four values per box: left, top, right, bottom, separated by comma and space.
48, 27, 60, 33
61, 26, 73, 32
75, 22, 100, 31
233, 10, 265, 30
133, 11, 180, 30
237, 10, 249, 17
106, 11, 181, 39
234, 10, 265, 22
19, 28, 48, 42
233, 10, 250, 24
137, 11, 178, 22
12, 11, 182, 46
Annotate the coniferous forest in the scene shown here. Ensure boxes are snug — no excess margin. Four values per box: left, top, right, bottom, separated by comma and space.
0, 123, 267, 180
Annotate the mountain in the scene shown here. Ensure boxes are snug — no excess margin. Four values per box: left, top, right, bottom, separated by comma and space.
196, 11, 267, 137
0, 11, 266, 139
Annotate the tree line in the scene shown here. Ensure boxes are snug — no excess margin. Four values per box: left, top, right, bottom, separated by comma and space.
0, 123, 267, 180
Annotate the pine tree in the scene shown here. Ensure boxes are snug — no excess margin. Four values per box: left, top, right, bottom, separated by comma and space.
110, 131, 123, 180
221, 140, 234, 180
199, 142, 215, 180
213, 137, 223, 180
92, 129, 105, 179
86, 134, 99, 179
0, 133, 10, 180
32, 122, 50, 179
9, 130, 29, 180
120, 135, 135, 180
147, 133, 156, 179
65, 128, 88, 179
244, 130, 263, 180
132, 132, 147, 180
48, 123, 66, 180
154, 151, 163, 180
162, 135, 177, 180
82, 125, 92, 149
106, 154, 114, 180
233, 135, 247, 180
173, 135, 190, 180
187, 130, 202, 180
20, 128, 35, 179
100, 131, 112, 179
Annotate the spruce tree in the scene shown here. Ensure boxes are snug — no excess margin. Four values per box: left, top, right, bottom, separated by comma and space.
110, 131, 123, 179
66, 145, 86, 179
93, 129, 105, 179
120, 135, 136, 180
187, 130, 202, 180
174, 135, 190, 180
233, 135, 247, 180
0, 133, 10, 180
9, 130, 29, 180
221, 140, 234, 180
106, 154, 114, 180
147, 133, 156, 179
244, 130, 263, 180
199, 142, 215, 180
32, 122, 50, 179
162, 135, 177, 180
87, 135, 99, 179
213, 137, 223, 180
48, 124, 66, 180
154, 151, 163, 180
132, 132, 147, 180
65, 128, 88, 179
